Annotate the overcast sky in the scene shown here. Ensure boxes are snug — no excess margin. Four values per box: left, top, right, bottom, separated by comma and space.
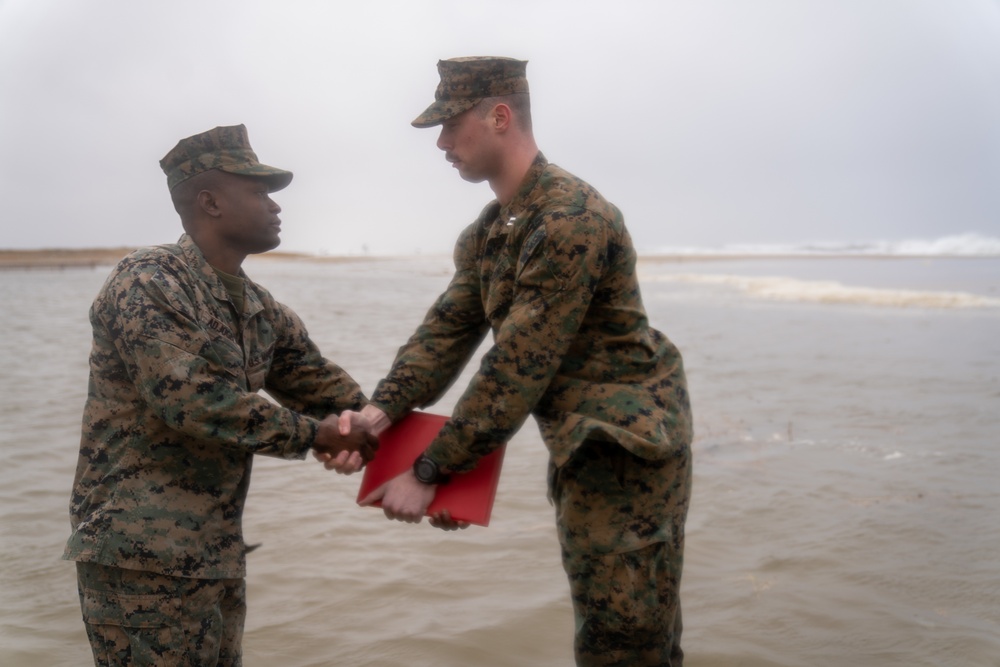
2, 0, 999, 255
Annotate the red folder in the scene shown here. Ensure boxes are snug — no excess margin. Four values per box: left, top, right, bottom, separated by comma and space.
356, 411, 506, 527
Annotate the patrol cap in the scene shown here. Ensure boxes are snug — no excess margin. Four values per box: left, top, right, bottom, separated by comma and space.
159, 124, 293, 192
412, 56, 529, 128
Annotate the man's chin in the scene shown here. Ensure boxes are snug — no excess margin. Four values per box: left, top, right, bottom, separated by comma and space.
252, 237, 282, 255
458, 170, 487, 184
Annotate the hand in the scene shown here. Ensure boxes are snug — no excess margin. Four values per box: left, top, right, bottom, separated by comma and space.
429, 509, 469, 531
313, 448, 366, 475
312, 411, 378, 469
358, 469, 437, 523
313, 410, 378, 473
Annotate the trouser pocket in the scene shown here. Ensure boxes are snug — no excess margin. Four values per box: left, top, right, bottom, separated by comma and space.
80, 585, 181, 666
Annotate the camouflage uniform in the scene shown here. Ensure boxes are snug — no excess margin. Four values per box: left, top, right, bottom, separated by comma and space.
65, 124, 366, 666
371, 145, 693, 664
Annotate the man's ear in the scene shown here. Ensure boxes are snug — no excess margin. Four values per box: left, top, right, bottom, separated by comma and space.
197, 189, 223, 218
492, 103, 512, 132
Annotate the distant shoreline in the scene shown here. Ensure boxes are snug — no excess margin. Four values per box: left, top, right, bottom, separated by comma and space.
0, 248, 388, 270
1, 247, 995, 270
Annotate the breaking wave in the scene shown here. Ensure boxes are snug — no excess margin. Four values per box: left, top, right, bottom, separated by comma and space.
645, 273, 1000, 309
654, 233, 1000, 258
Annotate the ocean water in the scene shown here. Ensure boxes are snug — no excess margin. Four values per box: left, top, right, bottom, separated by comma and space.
0, 254, 998, 666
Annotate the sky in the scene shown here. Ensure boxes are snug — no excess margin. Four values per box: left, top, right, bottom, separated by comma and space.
2, 0, 999, 256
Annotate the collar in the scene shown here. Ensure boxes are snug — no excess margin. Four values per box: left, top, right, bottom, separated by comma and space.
177, 234, 263, 318
497, 151, 548, 226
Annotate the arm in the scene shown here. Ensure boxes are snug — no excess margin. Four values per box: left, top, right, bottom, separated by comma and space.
262, 299, 368, 419
101, 259, 368, 460
423, 208, 608, 471
365, 209, 609, 524
357, 226, 488, 518
369, 223, 490, 422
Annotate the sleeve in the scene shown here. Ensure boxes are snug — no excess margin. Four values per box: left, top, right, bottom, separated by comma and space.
262, 301, 368, 419
426, 207, 609, 471
99, 261, 322, 459
370, 222, 490, 422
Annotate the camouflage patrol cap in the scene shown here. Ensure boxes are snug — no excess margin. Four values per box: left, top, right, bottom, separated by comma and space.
159, 124, 293, 192
412, 57, 529, 128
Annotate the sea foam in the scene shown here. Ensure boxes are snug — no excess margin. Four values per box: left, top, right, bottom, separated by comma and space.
644, 273, 1000, 309
654, 233, 1000, 258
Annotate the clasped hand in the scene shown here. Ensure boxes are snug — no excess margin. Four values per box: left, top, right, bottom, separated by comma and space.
311, 411, 378, 475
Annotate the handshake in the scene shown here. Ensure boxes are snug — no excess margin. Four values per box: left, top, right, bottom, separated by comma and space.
310, 406, 388, 475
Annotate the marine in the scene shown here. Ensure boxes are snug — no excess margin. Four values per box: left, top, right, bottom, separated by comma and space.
346, 57, 694, 665
64, 124, 377, 665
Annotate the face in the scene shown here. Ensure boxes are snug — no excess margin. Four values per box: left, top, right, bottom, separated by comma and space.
213, 174, 283, 255
436, 106, 500, 183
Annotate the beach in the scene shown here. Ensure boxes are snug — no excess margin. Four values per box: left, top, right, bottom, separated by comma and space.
0, 251, 998, 666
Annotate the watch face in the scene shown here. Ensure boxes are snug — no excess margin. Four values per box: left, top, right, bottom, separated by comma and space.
414, 457, 437, 483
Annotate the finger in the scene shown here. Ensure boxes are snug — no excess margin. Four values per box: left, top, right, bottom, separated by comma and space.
336, 451, 363, 475
327, 450, 350, 473
431, 510, 469, 530
321, 450, 346, 471
385, 507, 421, 524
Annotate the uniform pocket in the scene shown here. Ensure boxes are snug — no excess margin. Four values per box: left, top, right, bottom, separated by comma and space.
81, 586, 180, 665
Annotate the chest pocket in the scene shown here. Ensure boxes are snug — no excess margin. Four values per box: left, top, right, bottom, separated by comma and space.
202, 315, 246, 381
203, 326, 273, 393
242, 313, 275, 393
483, 255, 514, 326
245, 361, 268, 393
201, 305, 275, 393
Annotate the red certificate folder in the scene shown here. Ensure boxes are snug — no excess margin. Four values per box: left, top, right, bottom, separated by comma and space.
356, 411, 506, 527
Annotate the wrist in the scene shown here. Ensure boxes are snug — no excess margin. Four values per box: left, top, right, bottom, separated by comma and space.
361, 404, 392, 437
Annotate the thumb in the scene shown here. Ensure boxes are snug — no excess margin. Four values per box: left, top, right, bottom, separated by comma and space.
358, 482, 387, 507
338, 411, 354, 436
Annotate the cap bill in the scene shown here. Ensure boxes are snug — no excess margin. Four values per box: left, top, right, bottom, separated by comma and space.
222, 163, 294, 192
411, 97, 480, 128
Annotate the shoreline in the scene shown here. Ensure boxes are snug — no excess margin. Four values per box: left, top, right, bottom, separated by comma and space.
1, 247, 996, 270
0, 248, 390, 270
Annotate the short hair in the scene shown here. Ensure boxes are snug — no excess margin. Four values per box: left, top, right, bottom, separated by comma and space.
168, 169, 228, 219
475, 93, 532, 132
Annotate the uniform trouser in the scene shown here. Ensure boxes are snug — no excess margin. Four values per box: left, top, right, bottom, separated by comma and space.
75, 562, 246, 667
552, 438, 692, 667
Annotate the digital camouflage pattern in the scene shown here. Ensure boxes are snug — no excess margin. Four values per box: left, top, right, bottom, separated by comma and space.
370, 153, 693, 473
411, 56, 530, 128
554, 440, 690, 666
159, 124, 293, 192
77, 562, 245, 666
371, 151, 694, 663
64, 234, 366, 579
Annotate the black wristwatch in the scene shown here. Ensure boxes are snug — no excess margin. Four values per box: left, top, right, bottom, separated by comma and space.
413, 454, 450, 485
